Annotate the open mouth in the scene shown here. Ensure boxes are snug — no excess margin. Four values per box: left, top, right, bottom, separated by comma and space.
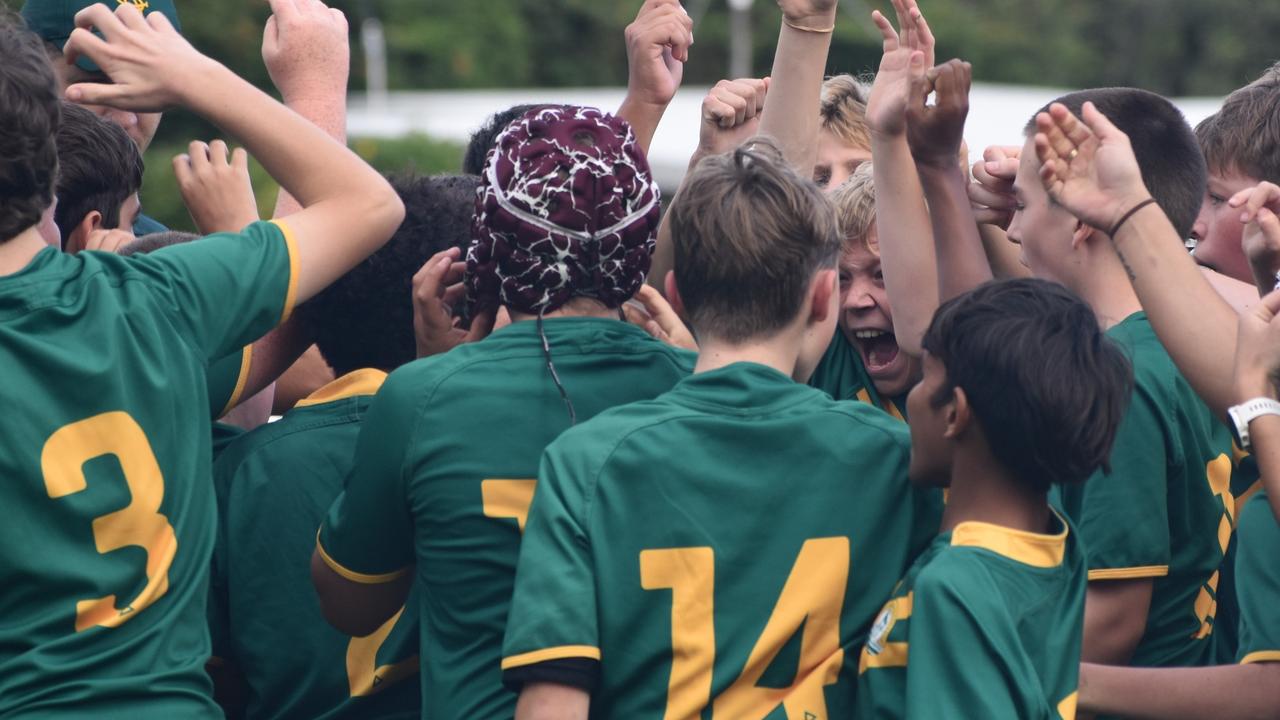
852, 329, 901, 374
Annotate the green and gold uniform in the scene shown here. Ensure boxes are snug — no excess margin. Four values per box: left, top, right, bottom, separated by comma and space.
1234, 490, 1280, 666
318, 318, 695, 719
210, 370, 419, 720
208, 346, 253, 420
502, 362, 941, 718
0, 220, 298, 717
809, 330, 906, 419
1051, 313, 1235, 668
855, 512, 1085, 720
1209, 448, 1263, 663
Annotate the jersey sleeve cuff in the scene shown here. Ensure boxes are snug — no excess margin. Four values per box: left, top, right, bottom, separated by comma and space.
502, 645, 601, 671
1087, 565, 1169, 581
269, 219, 301, 325
217, 345, 253, 418
314, 532, 411, 585
1241, 651, 1280, 665
503, 657, 601, 694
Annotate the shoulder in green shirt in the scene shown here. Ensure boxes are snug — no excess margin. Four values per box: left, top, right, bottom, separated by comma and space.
211, 369, 419, 720
503, 362, 942, 718
808, 330, 906, 420
318, 318, 695, 719
1233, 490, 1280, 665
0, 220, 297, 718
856, 511, 1085, 720
1050, 312, 1236, 668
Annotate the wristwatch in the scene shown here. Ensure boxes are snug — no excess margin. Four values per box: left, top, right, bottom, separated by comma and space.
1227, 397, 1280, 452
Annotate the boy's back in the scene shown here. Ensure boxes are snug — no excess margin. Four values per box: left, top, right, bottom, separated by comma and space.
503, 361, 940, 718
318, 317, 695, 718
856, 513, 1086, 719
0, 224, 296, 716
1053, 312, 1236, 667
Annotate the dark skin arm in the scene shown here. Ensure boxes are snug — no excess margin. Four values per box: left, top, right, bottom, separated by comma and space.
309, 550, 413, 637
1080, 661, 1280, 720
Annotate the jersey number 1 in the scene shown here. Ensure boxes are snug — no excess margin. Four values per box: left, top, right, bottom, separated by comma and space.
42, 412, 177, 632
641, 537, 850, 720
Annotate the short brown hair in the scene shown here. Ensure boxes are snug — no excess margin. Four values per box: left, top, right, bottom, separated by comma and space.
819, 74, 872, 151
1196, 63, 1280, 183
0, 15, 60, 244
670, 140, 841, 343
829, 162, 877, 256
55, 102, 144, 241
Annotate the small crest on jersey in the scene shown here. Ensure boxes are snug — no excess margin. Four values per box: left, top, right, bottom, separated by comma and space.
117, 0, 151, 12
867, 606, 894, 656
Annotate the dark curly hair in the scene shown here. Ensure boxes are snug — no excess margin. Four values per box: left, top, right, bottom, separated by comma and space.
0, 16, 61, 244
461, 103, 551, 176
297, 174, 481, 377
55, 102, 144, 243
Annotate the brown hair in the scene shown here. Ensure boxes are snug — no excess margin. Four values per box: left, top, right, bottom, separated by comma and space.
829, 162, 877, 256
0, 15, 60, 244
1196, 62, 1280, 183
670, 140, 842, 343
819, 74, 872, 151
55, 102, 144, 241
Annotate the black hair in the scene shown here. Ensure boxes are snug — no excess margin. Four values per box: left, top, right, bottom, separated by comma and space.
462, 104, 551, 176
1027, 88, 1206, 239
54, 102, 144, 243
118, 230, 199, 257
0, 16, 61, 244
297, 174, 481, 377
922, 278, 1134, 493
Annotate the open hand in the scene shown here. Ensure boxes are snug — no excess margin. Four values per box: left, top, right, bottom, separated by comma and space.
698, 78, 770, 158
1033, 102, 1151, 233
413, 248, 496, 358
174, 140, 260, 235
263, 0, 350, 103
866, 0, 935, 138
1231, 182, 1280, 288
63, 3, 213, 112
969, 145, 1020, 228
625, 0, 694, 110
906, 59, 971, 169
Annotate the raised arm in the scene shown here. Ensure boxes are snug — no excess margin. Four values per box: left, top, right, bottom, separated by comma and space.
1033, 101, 1241, 418
65, 0, 403, 305
1232, 289, 1280, 520
617, 0, 693, 155
969, 146, 1034, 280
864, 0, 939, 355
756, 0, 838, 174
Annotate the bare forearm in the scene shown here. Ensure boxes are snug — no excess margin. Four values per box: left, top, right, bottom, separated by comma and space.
872, 136, 937, 354
918, 163, 993, 300
1080, 662, 1280, 720
757, 11, 837, 174
275, 90, 349, 219
617, 97, 665, 156
1111, 209, 1239, 417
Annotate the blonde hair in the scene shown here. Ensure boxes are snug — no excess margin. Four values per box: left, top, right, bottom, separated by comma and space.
819, 74, 873, 152
829, 162, 877, 256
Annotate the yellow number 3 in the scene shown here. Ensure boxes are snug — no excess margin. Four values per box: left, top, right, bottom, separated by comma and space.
41, 412, 177, 632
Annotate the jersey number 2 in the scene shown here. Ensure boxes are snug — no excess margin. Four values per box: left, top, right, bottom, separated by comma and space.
641, 537, 850, 720
41, 412, 177, 632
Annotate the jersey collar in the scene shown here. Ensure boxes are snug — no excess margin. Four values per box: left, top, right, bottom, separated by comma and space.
949, 509, 1069, 568
295, 368, 388, 408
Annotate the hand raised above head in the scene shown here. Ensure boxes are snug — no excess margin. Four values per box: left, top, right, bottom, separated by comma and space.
262, 0, 350, 103
698, 78, 770, 158
865, 0, 935, 138
1033, 102, 1151, 234
905, 59, 971, 169
969, 145, 1020, 228
625, 0, 694, 109
173, 140, 260, 235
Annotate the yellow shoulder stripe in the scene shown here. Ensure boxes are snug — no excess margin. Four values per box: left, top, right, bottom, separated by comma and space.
314, 531, 410, 585
1087, 565, 1169, 581
1241, 651, 1280, 665
270, 219, 301, 325
502, 645, 602, 670
296, 369, 388, 408
217, 345, 254, 418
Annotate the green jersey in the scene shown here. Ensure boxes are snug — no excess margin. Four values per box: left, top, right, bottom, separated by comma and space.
1209, 447, 1263, 663
211, 421, 246, 463
502, 362, 942, 718
855, 512, 1085, 720
1234, 490, 1280, 666
208, 346, 252, 419
210, 369, 419, 720
1050, 313, 1235, 668
318, 318, 695, 719
0, 220, 298, 717
808, 330, 906, 419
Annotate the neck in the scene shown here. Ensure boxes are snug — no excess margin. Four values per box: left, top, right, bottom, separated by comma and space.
694, 329, 804, 378
1069, 241, 1142, 331
940, 444, 1052, 535
509, 297, 618, 323
0, 226, 49, 277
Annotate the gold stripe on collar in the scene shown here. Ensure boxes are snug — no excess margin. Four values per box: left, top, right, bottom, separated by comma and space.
295, 368, 388, 408
950, 510, 1069, 568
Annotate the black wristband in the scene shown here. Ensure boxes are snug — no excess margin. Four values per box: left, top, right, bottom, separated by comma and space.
1109, 198, 1158, 238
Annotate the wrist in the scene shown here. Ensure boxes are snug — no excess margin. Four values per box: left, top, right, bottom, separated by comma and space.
1235, 373, 1277, 404
174, 56, 228, 111
783, 8, 837, 28
619, 92, 669, 119
1105, 193, 1156, 234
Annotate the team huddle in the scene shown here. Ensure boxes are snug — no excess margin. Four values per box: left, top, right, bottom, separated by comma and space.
3, 0, 1280, 718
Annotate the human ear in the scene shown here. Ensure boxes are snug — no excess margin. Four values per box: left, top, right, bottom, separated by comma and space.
943, 385, 971, 440
808, 268, 837, 326
66, 211, 103, 254
1071, 220, 1096, 250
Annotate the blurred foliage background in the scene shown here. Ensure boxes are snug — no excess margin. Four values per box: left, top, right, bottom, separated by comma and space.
7, 0, 1279, 229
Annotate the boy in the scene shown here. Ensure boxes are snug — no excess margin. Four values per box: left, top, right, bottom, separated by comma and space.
501, 140, 940, 719
855, 278, 1132, 719
0, 2, 403, 716
54, 101, 142, 253
208, 175, 479, 720
310, 106, 695, 719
